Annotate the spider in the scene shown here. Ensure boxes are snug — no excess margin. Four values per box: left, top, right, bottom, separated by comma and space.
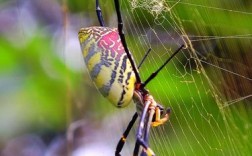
78, 0, 184, 155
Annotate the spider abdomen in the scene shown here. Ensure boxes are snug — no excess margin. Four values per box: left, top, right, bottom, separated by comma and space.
79, 27, 136, 107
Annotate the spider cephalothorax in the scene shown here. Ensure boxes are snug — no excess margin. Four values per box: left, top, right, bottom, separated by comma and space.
78, 0, 184, 155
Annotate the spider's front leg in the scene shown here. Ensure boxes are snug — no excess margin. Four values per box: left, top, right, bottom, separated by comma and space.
151, 106, 171, 127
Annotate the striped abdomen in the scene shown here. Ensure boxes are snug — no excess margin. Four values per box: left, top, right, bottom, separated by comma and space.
78, 27, 136, 107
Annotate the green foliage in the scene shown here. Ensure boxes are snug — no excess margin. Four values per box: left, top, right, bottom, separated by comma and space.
0, 34, 72, 139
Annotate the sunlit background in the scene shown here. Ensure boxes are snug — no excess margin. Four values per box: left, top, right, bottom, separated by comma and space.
0, 0, 252, 156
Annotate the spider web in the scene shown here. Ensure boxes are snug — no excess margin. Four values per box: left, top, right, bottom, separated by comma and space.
108, 0, 252, 155
69, 0, 252, 155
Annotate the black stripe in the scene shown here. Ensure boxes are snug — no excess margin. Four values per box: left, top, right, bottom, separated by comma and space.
118, 86, 126, 107
117, 72, 132, 107
118, 55, 127, 84
84, 42, 96, 63
125, 71, 132, 86
90, 63, 102, 79
98, 83, 111, 97
98, 50, 119, 98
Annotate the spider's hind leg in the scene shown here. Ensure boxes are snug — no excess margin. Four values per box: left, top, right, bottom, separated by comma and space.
115, 112, 138, 155
96, 0, 105, 26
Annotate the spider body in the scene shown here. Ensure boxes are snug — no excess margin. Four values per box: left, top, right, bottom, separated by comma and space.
78, 0, 184, 155
79, 27, 136, 107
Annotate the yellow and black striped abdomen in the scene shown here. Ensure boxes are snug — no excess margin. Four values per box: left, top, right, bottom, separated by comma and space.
78, 27, 136, 107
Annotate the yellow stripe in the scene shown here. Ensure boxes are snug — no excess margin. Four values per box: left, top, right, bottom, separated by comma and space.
87, 52, 101, 72
82, 39, 94, 58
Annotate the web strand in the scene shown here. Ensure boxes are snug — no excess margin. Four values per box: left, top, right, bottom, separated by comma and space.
121, 0, 252, 155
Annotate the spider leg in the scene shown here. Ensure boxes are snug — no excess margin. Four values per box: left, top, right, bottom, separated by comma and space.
114, 0, 141, 83
133, 100, 155, 156
115, 112, 138, 156
138, 48, 152, 69
142, 44, 185, 88
151, 107, 171, 127
140, 107, 155, 156
96, 0, 105, 26
133, 141, 140, 156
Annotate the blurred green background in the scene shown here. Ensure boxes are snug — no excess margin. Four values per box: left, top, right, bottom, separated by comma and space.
0, 0, 251, 156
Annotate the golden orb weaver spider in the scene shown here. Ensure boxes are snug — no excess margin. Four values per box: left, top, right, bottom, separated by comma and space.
78, 0, 185, 155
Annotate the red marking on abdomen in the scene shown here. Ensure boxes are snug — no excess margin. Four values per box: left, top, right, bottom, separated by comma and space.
98, 30, 125, 61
